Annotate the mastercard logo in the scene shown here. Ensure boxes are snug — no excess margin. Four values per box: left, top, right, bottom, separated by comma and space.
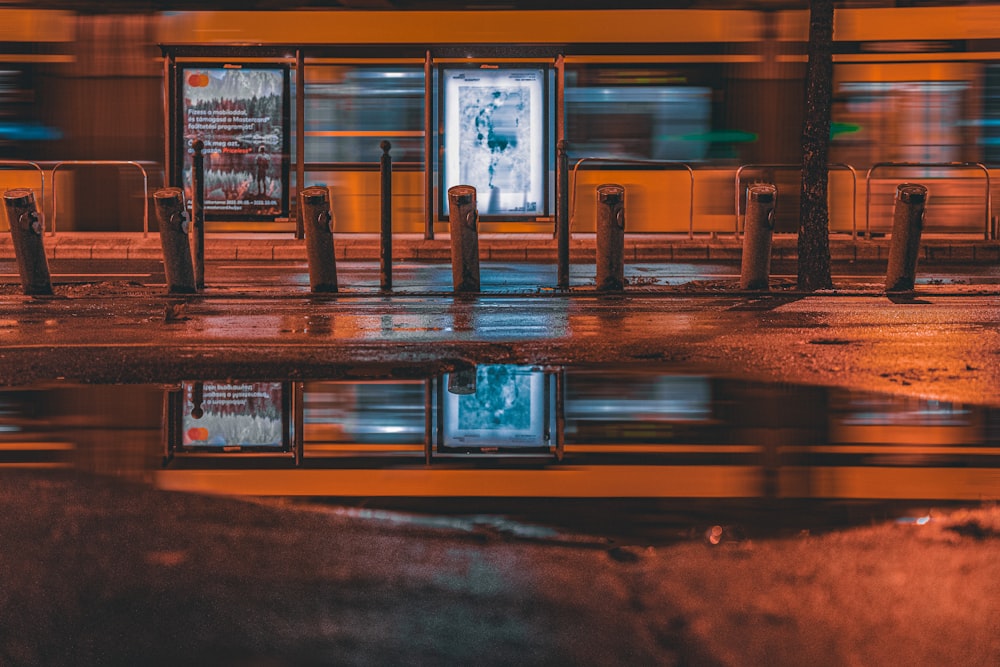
187, 72, 210, 88
187, 427, 210, 441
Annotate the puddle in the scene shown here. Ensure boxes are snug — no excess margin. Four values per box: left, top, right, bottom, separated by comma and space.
2, 366, 997, 500
3, 365, 998, 545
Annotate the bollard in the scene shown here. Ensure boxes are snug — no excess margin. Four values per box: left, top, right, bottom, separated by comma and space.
299, 186, 338, 293
191, 139, 205, 290
448, 185, 480, 292
3, 188, 51, 295
596, 184, 625, 292
885, 183, 928, 292
380, 140, 393, 292
153, 187, 196, 294
739, 183, 777, 290
447, 366, 477, 395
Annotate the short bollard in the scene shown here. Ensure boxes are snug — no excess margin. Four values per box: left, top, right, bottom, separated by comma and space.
596, 184, 625, 292
299, 186, 338, 293
448, 185, 480, 292
3, 188, 51, 295
885, 183, 928, 292
447, 367, 477, 395
740, 183, 777, 290
153, 187, 196, 294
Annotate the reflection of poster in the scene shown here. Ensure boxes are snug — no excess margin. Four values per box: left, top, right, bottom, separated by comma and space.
444, 68, 545, 217
180, 65, 289, 220
181, 382, 286, 449
443, 366, 546, 448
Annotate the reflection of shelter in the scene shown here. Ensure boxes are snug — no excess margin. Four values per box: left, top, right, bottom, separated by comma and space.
157, 369, 997, 501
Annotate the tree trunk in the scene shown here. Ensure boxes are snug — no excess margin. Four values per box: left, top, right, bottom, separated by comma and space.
797, 0, 835, 291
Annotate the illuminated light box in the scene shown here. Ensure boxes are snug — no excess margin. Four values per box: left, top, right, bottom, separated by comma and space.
442, 67, 546, 218
178, 64, 290, 220
441, 365, 549, 451
178, 381, 290, 453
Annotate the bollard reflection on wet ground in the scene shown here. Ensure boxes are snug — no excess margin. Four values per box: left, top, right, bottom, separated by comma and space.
1, 365, 998, 544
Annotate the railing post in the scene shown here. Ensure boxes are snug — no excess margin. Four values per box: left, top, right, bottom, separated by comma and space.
153, 187, 196, 294
740, 183, 777, 290
596, 183, 625, 292
380, 140, 393, 292
557, 140, 570, 290
299, 185, 338, 293
885, 183, 928, 293
448, 185, 480, 293
3, 188, 51, 295
191, 140, 205, 291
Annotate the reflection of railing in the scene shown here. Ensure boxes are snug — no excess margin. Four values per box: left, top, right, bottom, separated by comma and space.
864, 162, 992, 240
570, 158, 695, 238
50, 160, 152, 237
0, 160, 45, 229
735, 163, 858, 238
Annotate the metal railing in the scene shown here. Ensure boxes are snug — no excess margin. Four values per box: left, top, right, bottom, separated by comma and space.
570, 158, 696, 238
0, 160, 45, 230
50, 160, 152, 237
864, 162, 992, 240
735, 163, 859, 238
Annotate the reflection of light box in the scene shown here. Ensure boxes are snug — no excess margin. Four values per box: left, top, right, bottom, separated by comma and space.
441, 66, 547, 219
168, 381, 293, 456
439, 365, 553, 454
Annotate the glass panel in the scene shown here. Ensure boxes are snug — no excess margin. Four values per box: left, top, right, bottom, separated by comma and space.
304, 66, 424, 163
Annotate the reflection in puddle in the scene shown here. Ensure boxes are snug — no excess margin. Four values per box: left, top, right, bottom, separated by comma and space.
1, 366, 998, 501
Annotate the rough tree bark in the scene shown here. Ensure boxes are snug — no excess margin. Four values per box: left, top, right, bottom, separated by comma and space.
797, 0, 835, 291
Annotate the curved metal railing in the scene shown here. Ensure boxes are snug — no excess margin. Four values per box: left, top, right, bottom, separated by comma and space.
50, 160, 152, 237
864, 162, 991, 240
0, 160, 45, 230
570, 158, 696, 238
735, 163, 858, 239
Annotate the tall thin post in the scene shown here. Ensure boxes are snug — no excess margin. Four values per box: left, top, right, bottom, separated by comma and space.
380, 140, 393, 291
163, 51, 173, 188
295, 49, 305, 240
557, 140, 570, 290
191, 139, 205, 291
423, 50, 434, 240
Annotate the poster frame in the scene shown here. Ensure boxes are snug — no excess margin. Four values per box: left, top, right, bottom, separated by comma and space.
436, 366, 553, 455
165, 381, 294, 458
438, 63, 550, 221
173, 62, 291, 222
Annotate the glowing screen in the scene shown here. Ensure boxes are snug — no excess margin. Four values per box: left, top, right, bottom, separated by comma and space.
443, 67, 545, 217
443, 365, 547, 449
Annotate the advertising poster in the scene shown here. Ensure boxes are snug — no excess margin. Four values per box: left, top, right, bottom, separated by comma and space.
443, 67, 545, 217
443, 365, 547, 449
180, 65, 289, 220
181, 381, 287, 450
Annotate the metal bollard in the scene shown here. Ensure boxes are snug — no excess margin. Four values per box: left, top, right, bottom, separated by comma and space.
448, 185, 480, 292
739, 183, 777, 290
380, 140, 393, 292
596, 184, 625, 292
153, 187, 196, 294
3, 188, 51, 295
299, 186, 338, 293
447, 366, 477, 395
885, 183, 928, 292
